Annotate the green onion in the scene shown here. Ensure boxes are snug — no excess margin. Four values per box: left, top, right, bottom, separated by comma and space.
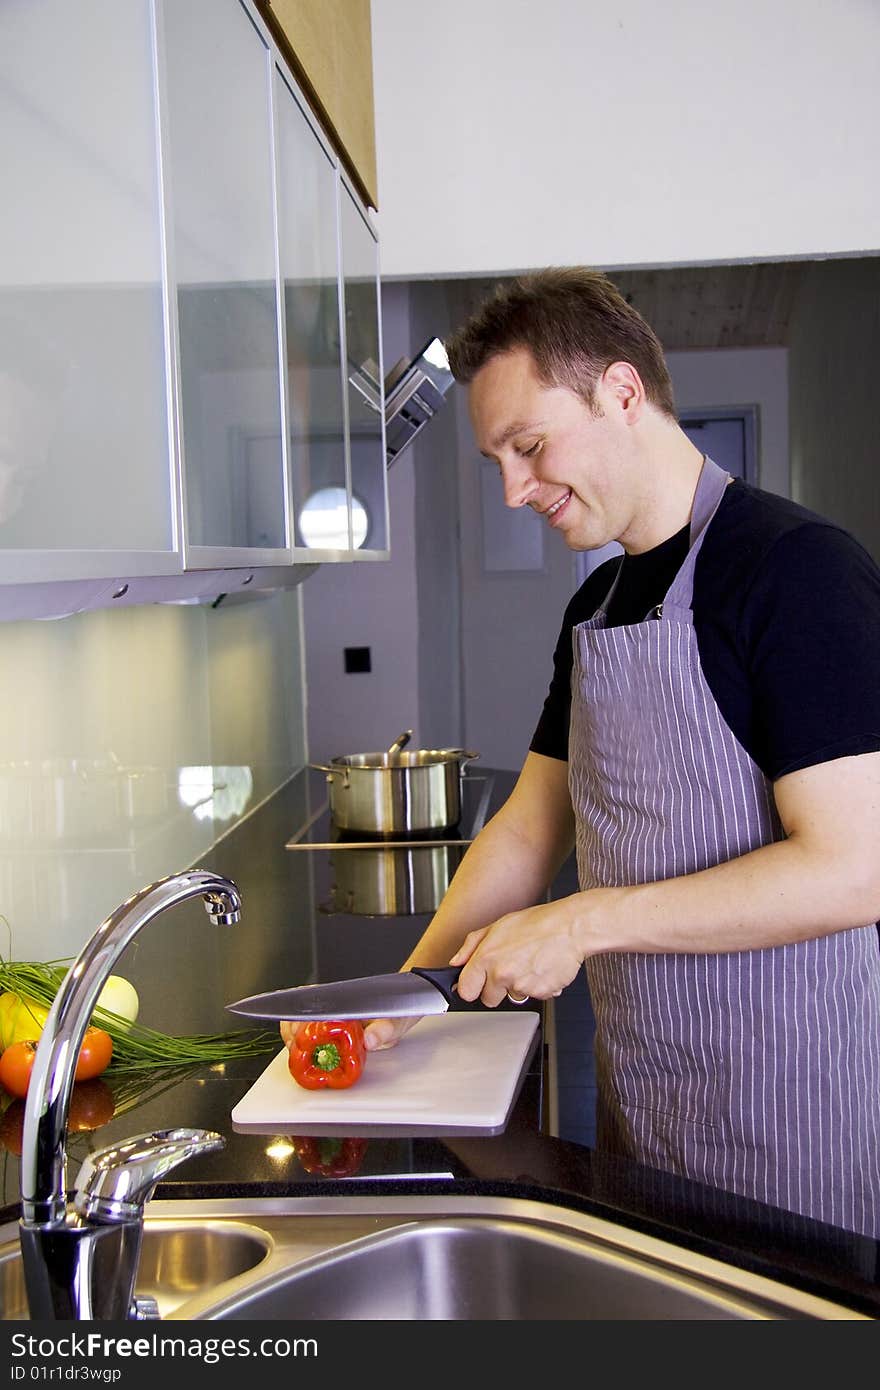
0, 957, 278, 1072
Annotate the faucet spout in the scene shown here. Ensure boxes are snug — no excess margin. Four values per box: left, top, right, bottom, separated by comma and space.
21, 870, 242, 1228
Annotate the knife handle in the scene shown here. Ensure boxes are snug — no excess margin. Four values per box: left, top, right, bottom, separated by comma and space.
410, 966, 487, 1011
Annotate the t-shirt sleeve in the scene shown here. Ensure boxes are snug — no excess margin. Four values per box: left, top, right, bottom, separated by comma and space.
529, 614, 574, 761
740, 522, 880, 780
529, 572, 609, 761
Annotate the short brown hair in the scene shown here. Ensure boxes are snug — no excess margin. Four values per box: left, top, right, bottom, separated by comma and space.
445, 267, 676, 418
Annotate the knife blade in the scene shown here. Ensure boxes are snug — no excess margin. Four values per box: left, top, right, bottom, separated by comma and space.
225, 966, 484, 1021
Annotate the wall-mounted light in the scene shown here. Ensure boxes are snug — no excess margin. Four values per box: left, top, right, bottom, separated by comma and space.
383, 337, 456, 467
345, 337, 456, 467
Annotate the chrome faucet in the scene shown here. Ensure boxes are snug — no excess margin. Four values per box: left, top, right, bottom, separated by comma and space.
19, 870, 242, 1320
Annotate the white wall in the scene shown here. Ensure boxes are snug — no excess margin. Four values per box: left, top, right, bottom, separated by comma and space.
668, 348, 790, 497
371, 0, 880, 278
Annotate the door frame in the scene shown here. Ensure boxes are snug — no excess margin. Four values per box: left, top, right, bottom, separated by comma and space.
678, 403, 759, 485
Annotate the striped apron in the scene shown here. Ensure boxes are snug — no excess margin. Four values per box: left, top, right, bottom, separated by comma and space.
569, 455, 880, 1237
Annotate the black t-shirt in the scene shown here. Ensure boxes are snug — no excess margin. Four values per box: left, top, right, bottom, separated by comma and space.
530, 480, 880, 781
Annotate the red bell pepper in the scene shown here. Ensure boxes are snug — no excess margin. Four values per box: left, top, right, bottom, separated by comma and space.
292, 1136, 368, 1177
287, 1019, 366, 1090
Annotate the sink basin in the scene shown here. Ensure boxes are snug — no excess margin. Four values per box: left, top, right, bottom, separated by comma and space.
192, 1217, 779, 1320
0, 1196, 867, 1321
0, 1220, 272, 1320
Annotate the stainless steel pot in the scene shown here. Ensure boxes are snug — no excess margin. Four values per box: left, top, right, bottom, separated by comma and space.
322, 843, 467, 916
311, 744, 480, 834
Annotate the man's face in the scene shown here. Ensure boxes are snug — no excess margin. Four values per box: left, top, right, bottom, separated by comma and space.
468, 346, 642, 553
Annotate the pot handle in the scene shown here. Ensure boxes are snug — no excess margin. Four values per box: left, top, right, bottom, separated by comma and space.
309, 762, 351, 789
454, 751, 481, 770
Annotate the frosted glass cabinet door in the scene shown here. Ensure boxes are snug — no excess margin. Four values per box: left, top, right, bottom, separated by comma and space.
340, 183, 388, 557
160, 0, 288, 562
275, 69, 349, 556
0, 0, 176, 582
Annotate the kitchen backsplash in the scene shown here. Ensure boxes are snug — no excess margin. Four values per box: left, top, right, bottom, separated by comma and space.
0, 587, 307, 961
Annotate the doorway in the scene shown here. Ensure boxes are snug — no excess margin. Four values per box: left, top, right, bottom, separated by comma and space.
679, 405, 758, 483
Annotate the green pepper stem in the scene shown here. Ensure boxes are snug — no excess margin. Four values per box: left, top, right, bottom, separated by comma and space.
312, 1043, 342, 1072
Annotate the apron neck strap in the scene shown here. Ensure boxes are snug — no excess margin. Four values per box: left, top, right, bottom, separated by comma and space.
592, 553, 625, 620
662, 455, 731, 611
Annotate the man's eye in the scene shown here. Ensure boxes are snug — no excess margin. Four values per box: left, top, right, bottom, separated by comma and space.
521, 441, 542, 459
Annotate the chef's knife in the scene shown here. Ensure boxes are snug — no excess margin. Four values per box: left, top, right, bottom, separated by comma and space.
226, 966, 489, 1021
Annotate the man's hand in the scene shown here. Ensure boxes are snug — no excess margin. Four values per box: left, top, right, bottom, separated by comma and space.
449, 897, 585, 1006
279, 1015, 420, 1053
362, 1016, 420, 1051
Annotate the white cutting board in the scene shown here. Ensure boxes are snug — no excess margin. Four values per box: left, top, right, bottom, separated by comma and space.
231, 1011, 539, 1137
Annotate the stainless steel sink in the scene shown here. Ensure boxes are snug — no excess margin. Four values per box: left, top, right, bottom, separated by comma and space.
0, 1220, 272, 1320
187, 1217, 779, 1320
0, 1196, 868, 1321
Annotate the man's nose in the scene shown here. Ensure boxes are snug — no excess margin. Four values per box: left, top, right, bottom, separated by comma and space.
500, 457, 538, 509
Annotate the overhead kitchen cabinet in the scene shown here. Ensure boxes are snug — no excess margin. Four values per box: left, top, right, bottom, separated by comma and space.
162, 0, 381, 568
0, 0, 383, 619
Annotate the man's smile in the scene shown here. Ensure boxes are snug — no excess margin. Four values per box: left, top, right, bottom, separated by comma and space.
541, 488, 573, 524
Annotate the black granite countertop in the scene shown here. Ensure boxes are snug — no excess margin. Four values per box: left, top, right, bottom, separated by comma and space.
2, 769, 878, 1318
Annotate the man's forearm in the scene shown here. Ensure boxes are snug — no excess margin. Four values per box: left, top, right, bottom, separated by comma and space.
403, 809, 566, 970
402, 752, 575, 971
575, 833, 880, 958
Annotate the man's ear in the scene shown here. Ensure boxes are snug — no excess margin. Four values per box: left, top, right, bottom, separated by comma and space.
601, 361, 646, 422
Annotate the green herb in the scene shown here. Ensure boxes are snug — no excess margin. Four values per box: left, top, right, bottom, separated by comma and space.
0, 957, 278, 1072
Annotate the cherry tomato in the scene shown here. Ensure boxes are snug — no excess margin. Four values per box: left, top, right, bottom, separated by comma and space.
74, 1027, 113, 1082
67, 1078, 115, 1132
0, 1040, 38, 1099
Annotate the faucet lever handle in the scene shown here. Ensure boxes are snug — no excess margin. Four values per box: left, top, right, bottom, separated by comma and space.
73, 1127, 225, 1224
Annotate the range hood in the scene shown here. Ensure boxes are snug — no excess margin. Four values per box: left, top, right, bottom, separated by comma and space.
349, 337, 456, 467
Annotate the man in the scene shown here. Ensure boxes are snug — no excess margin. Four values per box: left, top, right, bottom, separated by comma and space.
285, 268, 880, 1237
